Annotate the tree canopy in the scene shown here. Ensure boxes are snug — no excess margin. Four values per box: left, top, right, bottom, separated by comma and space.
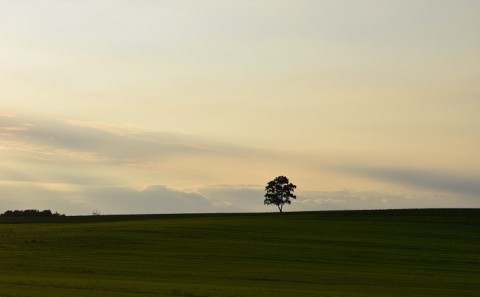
264, 176, 297, 212
0, 209, 64, 217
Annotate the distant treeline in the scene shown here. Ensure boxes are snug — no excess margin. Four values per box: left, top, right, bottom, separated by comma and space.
0, 209, 65, 217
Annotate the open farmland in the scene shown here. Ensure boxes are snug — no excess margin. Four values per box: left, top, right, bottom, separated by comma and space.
1, 209, 479, 297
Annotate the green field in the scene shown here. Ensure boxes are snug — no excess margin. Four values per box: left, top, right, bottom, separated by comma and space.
1, 209, 479, 297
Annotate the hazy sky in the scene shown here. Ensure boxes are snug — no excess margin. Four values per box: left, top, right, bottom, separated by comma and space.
1, 1, 479, 214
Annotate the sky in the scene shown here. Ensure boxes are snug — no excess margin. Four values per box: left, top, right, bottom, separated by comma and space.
1, 0, 479, 215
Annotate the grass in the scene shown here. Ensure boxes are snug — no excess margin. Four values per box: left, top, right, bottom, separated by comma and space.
1, 209, 479, 296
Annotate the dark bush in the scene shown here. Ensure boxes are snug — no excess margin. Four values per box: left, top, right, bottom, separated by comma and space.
0, 209, 64, 217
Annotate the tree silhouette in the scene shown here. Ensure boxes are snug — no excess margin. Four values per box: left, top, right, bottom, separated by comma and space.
0, 209, 64, 217
264, 176, 297, 212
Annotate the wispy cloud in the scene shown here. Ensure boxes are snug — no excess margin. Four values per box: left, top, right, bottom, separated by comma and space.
0, 140, 109, 162
2, 112, 479, 215
0, 114, 225, 164
338, 165, 480, 199
292, 189, 470, 211
0, 113, 301, 214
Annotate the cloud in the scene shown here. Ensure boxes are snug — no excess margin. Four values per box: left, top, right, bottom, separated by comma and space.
0, 115, 109, 162
83, 185, 215, 215
0, 183, 217, 215
341, 166, 480, 198
0, 113, 268, 165
0, 110, 309, 214
2, 112, 479, 215
292, 189, 475, 211
1, 181, 477, 216
200, 185, 479, 213
1, 112, 311, 190
199, 185, 266, 212
0, 181, 89, 215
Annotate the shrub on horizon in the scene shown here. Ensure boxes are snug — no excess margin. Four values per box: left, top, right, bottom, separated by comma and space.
0, 209, 65, 217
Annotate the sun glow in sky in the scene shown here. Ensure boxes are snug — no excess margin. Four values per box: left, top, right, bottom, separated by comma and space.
1, 1, 479, 214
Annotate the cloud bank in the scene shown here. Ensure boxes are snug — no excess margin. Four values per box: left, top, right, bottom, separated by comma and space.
1, 112, 479, 215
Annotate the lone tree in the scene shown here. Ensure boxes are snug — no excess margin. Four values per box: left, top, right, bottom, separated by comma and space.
264, 176, 297, 212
